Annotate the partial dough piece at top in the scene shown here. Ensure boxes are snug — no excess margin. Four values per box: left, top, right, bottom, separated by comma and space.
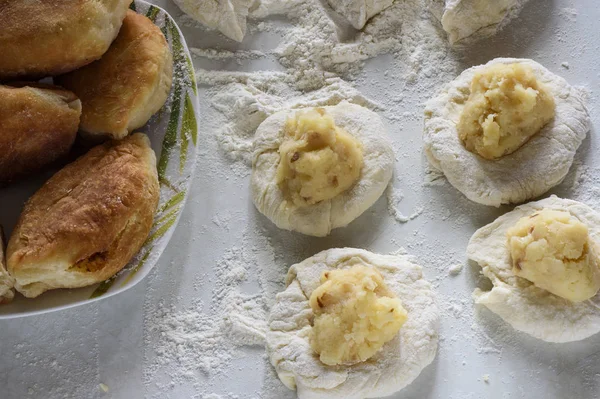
430, 0, 530, 45
57, 10, 173, 141
173, 0, 255, 42
326, 0, 394, 30
267, 248, 439, 399
424, 58, 589, 207
468, 196, 600, 342
251, 102, 394, 237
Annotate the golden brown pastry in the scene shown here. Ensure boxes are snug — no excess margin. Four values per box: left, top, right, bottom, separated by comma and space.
0, 84, 81, 184
6, 133, 159, 298
57, 10, 173, 141
0, 0, 132, 80
0, 227, 15, 304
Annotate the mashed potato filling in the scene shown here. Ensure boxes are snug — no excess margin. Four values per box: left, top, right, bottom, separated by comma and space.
276, 108, 363, 207
458, 63, 556, 160
507, 209, 600, 302
309, 265, 408, 366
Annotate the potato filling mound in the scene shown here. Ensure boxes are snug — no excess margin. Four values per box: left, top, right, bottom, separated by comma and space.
276, 108, 363, 207
458, 63, 556, 160
309, 265, 408, 366
507, 209, 600, 302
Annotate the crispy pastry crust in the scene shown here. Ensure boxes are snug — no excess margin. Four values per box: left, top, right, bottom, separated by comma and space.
57, 10, 173, 140
0, 0, 132, 79
6, 133, 159, 298
0, 84, 81, 184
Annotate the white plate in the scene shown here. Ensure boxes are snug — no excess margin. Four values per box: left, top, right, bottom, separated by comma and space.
0, 0, 199, 318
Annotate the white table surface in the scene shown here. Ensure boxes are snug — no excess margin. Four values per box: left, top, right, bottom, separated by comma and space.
2, 1, 600, 398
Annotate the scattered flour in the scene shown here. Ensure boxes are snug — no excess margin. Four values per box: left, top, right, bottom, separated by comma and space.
143, 240, 270, 395
386, 185, 424, 223
141, 0, 595, 397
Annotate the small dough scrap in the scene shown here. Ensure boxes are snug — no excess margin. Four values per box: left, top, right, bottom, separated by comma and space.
507, 209, 600, 302
252, 102, 394, 237
458, 63, 555, 160
468, 196, 600, 342
326, 0, 394, 30
277, 109, 363, 207
431, 0, 530, 45
173, 0, 255, 42
267, 248, 439, 399
424, 58, 590, 206
309, 265, 407, 366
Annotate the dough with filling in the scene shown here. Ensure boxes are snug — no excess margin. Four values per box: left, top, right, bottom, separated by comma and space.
0, 84, 81, 185
252, 102, 394, 237
0, 0, 132, 79
430, 0, 530, 45
424, 58, 589, 207
57, 11, 173, 141
468, 196, 600, 342
267, 248, 439, 399
7, 134, 159, 298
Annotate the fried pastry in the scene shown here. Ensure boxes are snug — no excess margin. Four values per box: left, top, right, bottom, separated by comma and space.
0, 84, 81, 185
57, 11, 173, 141
0, 0, 132, 79
0, 227, 15, 304
6, 133, 160, 298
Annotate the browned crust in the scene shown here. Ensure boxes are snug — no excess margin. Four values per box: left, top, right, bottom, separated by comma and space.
0, 0, 132, 80
0, 226, 15, 304
0, 84, 81, 184
57, 10, 173, 139
6, 133, 159, 297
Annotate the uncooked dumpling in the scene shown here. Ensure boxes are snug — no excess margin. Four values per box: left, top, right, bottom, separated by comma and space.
423, 58, 589, 207
468, 196, 600, 342
251, 102, 394, 237
267, 248, 439, 399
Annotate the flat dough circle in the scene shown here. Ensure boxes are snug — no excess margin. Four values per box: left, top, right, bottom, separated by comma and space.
251, 102, 394, 237
468, 195, 600, 342
266, 248, 439, 399
423, 58, 590, 207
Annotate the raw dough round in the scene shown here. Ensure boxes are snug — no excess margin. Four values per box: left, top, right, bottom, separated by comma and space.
430, 0, 530, 45
424, 58, 590, 207
468, 195, 600, 342
251, 102, 394, 237
266, 248, 439, 399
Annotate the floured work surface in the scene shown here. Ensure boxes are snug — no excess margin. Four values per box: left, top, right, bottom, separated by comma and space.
1, 1, 600, 398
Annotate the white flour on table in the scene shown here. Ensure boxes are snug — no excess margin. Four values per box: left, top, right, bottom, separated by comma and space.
141, 0, 571, 397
